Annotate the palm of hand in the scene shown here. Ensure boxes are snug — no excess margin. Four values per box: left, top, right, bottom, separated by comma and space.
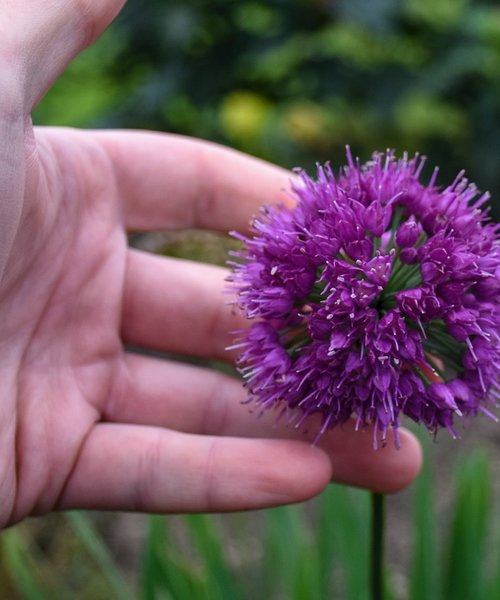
2, 126, 128, 524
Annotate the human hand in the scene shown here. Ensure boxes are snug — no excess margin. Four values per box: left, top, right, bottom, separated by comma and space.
0, 0, 421, 528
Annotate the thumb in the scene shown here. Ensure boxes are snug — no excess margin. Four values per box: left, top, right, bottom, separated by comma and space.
3, 0, 125, 112
0, 1, 124, 281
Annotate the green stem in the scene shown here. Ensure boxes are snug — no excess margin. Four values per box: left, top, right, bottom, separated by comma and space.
385, 207, 405, 251
424, 333, 464, 374
385, 263, 421, 294
371, 492, 385, 600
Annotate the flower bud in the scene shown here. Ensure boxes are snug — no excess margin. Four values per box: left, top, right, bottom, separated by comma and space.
395, 217, 422, 248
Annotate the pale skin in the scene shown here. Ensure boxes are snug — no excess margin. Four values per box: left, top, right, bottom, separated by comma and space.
0, 0, 422, 528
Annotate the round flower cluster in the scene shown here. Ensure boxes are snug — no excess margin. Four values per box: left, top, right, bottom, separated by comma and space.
229, 150, 500, 446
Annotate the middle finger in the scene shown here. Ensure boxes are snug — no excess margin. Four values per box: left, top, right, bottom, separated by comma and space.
121, 248, 243, 359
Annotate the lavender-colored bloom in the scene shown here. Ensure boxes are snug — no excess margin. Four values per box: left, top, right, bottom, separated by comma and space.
229, 150, 500, 447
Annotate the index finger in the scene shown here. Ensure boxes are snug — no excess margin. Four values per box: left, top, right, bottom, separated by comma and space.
92, 130, 294, 232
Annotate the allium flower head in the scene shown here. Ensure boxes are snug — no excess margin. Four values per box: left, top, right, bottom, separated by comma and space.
229, 149, 500, 447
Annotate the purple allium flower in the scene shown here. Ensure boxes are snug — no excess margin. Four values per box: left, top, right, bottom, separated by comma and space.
229, 149, 500, 447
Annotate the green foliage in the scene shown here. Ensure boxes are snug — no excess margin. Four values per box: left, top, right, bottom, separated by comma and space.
141, 515, 204, 599
34, 0, 500, 218
0, 513, 132, 599
405, 0, 470, 31
408, 442, 499, 600
33, 28, 125, 128
443, 451, 491, 600
409, 440, 439, 600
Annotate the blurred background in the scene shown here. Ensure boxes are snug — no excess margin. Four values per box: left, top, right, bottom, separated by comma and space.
2, 1, 500, 598
34, 0, 500, 218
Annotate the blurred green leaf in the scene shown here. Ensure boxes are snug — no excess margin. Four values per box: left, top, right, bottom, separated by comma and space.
186, 514, 241, 600
409, 439, 439, 600
33, 27, 124, 127
317, 23, 428, 69
67, 512, 133, 600
443, 450, 491, 600
234, 3, 283, 36
404, 0, 470, 31
327, 486, 371, 600
263, 504, 323, 600
142, 515, 202, 600
394, 94, 469, 142
0, 528, 50, 600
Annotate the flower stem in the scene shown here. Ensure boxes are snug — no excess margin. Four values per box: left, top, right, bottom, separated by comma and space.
371, 492, 385, 600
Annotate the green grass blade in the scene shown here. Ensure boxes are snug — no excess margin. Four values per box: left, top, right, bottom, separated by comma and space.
262, 506, 293, 598
262, 504, 322, 600
185, 514, 240, 600
443, 450, 491, 600
316, 486, 338, 597
141, 515, 203, 600
141, 515, 165, 600
0, 528, 50, 600
484, 525, 500, 600
66, 512, 134, 600
326, 486, 370, 600
292, 543, 323, 600
409, 442, 438, 600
